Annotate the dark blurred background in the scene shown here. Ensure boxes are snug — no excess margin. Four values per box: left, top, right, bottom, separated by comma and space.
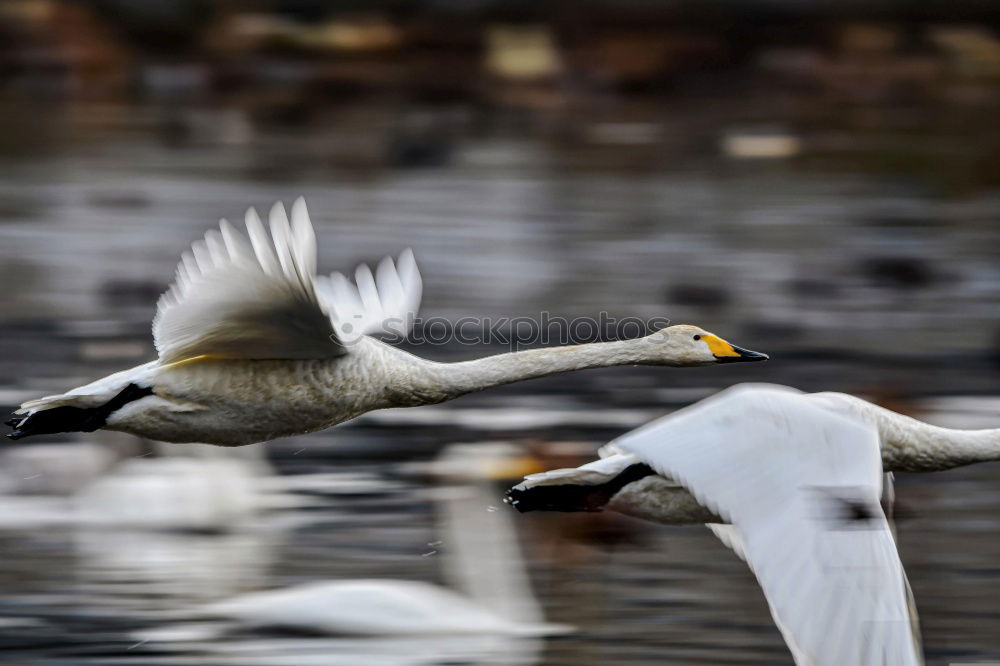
0, 1, 998, 664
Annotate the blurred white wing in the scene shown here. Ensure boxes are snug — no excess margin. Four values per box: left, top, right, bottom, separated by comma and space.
153, 198, 344, 363
315, 249, 422, 343
617, 385, 922, 666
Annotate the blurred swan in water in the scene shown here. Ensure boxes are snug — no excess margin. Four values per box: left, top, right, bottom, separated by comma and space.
0, 436, 300, 531
145, 444, 569, 639
176, 636, 544, 666
503, 383, 1000, 666
7, 198, 766, 446
72, 443, 286, 531
74, 526, 279, 604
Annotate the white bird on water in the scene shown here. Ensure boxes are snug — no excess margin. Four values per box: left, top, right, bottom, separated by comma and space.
6, 198, 767, 446
142, 444, 569, 640
507, 383, 1000, 666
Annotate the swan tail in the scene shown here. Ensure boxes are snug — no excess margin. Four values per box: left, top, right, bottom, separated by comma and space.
505, 461, 655, 513
6, 384, 153, 440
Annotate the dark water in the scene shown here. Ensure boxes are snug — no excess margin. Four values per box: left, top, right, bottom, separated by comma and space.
0, 367, 998, 666
0, 104, 999, 665
0, 392, 999, 666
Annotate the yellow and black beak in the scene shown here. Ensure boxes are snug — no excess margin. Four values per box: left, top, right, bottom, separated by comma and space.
702, 335, 770, 363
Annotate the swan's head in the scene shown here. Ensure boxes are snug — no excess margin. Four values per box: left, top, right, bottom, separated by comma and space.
646, 325, 769, 366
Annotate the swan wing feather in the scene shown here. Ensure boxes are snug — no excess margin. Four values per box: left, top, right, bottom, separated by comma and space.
616, 384, 923, 666
315, 248, 422, 343
153, 198, 344, 363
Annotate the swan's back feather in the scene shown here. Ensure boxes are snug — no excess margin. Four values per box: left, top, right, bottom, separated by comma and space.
617, 384, 922, 666
153, 198, 343, 363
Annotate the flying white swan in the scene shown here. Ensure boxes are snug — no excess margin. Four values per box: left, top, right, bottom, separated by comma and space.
143, 444, 570, 639
502, 383, 1000, 666
6, 198, 767, 446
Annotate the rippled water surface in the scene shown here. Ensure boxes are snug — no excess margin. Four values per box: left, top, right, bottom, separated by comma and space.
0, 108, 999, 665
1, 404, 1000, 666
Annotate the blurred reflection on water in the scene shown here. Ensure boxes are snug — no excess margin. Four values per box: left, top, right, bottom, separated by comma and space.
0, 100, 999, 664
1, 100, 999, 361
0, 388, 997, 664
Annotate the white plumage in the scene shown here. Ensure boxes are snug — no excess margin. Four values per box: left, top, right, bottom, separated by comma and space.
619, 386, 921, 666
505, 383, 1000, 665
153, 200, 346, 363
8, 199, 767, 446
315, 248, 422, 343
154, 199, 422, 362
141, 445, 569, 640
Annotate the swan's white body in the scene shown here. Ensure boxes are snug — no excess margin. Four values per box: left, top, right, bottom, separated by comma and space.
202, 579, 550, 636
507, 383, 1000, 666
146, 445, 569, 638
71, 442, 292, 530
9, 199, 766, 446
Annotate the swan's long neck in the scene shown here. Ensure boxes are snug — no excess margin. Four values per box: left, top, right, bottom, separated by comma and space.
434, 446, 542, 625
387, 339, 650, 407
820, 393, 1000, 472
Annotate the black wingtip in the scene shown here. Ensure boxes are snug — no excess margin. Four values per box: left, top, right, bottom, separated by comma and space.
504, 483, 607, 513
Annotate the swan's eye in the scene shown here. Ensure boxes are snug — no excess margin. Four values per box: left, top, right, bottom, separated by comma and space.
693, 335, 701, 341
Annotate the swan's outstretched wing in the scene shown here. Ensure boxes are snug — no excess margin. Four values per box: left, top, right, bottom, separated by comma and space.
617, 384, 923, 666
153, 198, 344, 363
314, 248, 422, 343
154, 198, 421, 362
